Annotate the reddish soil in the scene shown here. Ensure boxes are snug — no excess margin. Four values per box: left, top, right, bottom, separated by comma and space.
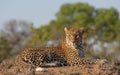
0, 60, 120, 75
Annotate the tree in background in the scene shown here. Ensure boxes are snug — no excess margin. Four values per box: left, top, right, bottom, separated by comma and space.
2, 20, 31, 53
0, 20, 31, 62
0, 35, 11, 62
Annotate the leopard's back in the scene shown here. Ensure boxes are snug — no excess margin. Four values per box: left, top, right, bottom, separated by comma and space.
15, 48, 45, 67
15, 47, 68, 67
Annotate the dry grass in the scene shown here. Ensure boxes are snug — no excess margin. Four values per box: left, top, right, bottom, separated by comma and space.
0, 60, 120, 75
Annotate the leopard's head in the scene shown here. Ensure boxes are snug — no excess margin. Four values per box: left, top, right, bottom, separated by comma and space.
64, 27, 84, 57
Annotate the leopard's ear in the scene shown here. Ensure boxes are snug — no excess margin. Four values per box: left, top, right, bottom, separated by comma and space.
64, 27, 68, 33
79, 27, 84, 34
79, 27, 84, 31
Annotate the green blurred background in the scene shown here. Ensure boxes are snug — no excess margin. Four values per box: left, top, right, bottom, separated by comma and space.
0, 2, 120, 63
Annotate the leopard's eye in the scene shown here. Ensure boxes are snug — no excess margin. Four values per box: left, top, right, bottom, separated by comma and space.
76, 32, 79, 34
66, 33, 69, 36
69, 35, 71, 37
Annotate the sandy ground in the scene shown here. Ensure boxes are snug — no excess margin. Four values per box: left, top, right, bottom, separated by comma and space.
0, 60, 120, 75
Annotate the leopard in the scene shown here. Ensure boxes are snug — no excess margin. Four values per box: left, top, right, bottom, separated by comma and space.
15, 27, 107, 71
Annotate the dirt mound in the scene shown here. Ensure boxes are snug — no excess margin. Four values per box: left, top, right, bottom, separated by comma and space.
0, 60, 120, 75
